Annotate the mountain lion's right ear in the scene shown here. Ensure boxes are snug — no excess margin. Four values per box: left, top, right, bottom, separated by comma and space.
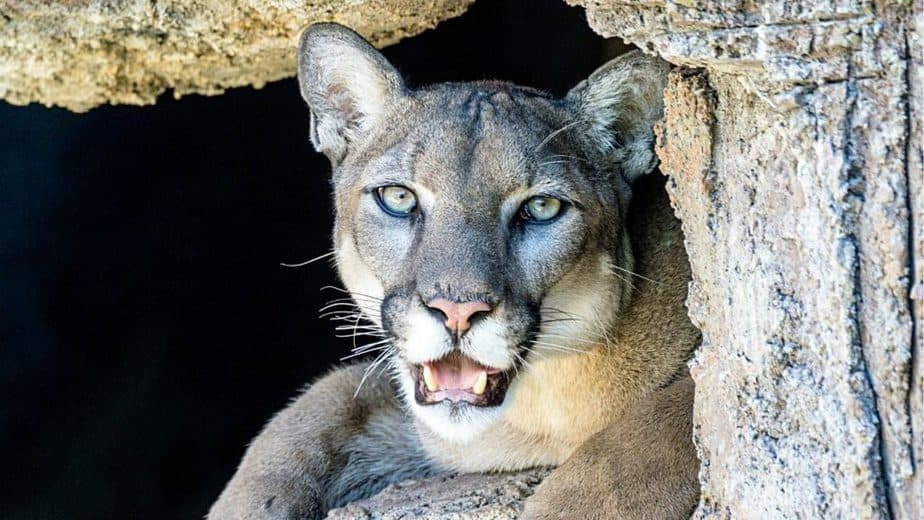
565, 51, 670, 183
298, 23, 406, 164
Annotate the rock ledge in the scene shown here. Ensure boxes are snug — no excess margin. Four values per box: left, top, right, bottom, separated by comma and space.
0, 0, 473, 112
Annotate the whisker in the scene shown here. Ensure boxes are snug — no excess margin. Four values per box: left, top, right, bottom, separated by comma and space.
318, 302, 363, 313
540, 307, 581, 318
322, 297, 366, 304
336, 334, 387, 340
319, 301, 362, 310
334, 326, 384, 333
334, 328, 385, 336
534, 120, 582, 152
340, 344, 389, 361
542, 318, 581, 323
346, 295, 384, 305
320, 286, 384, 302
279, 250, 335, 268
588, 308, 614, 344
512, 351, 531, 375
373, 352, 394, 378
321, 295, 381, 308
320, 285, 352, 294
522, 347, 548, 363
610, 264, 664, 285
516, 349, 532, 367
535, 333, 601, 345
354, 349, 393, 398
537, 160, 573, 167
533, 337, 588, 348
319, 304, 376, 317
543, 153, 591, 164
321, 307, 362, 314
323, 313, 363, 321
533, 341, 597, 352
334, 322, 382, 329
348, 338, 392, 352
321, 311, 361, 318
531, 341, 587, 354
610, 271, 638, 291
349, 312, 364, 352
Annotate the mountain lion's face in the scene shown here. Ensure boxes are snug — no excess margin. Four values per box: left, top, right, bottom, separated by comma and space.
298, 24, 668, 442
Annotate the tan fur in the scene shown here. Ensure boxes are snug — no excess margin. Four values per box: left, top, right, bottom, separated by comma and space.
209, 23, 699, 520
521, 376, 700, 520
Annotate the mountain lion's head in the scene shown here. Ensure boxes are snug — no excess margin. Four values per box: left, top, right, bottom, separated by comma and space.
298, 24, 669, 442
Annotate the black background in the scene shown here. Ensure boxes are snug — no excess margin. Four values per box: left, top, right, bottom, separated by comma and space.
0, 1, 628, 518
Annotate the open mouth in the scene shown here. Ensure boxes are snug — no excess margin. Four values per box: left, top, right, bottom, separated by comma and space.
412, 351, 513, 407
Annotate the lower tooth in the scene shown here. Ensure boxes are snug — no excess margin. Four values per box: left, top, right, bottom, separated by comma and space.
423, 365, 438, 392
472, 371, 488, 395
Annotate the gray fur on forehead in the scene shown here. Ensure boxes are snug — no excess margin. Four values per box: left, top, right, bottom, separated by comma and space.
402, 84, 576, 175
412, 83, 566, 146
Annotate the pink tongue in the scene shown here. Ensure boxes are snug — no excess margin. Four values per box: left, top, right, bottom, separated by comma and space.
426, 354, 486, 390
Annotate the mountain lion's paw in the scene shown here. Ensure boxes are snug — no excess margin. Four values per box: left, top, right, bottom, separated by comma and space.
520, 472, 589, 520
208, 476, 323, 520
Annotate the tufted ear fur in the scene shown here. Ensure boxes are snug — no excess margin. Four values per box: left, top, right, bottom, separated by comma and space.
566, 51, 670, 183
298, 23, 406, 164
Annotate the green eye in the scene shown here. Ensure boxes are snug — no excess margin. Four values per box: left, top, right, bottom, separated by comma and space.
521, 196, 564, 223
375, 185, 418, 216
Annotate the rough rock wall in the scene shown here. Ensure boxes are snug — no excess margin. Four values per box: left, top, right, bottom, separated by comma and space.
0, 0, 473, 112
567, 0, 922, 517
325, 469, 550, 520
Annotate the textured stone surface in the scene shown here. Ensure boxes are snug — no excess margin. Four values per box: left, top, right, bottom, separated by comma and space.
0, 0, 473, 112
325, 469, 549, 520
567, 0, 922, 518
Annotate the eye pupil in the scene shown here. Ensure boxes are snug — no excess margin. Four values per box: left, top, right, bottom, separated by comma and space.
522, 196, 563, 223
376, 185, 418, 216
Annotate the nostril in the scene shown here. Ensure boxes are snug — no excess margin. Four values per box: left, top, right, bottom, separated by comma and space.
426, 298, 493, 336
425, 304, 448, 323
426, 297, 459, 332
468, 307, 490, 323
456, 301, 492, 330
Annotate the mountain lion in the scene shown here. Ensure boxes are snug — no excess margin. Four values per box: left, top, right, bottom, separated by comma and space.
209, 23, 700, 519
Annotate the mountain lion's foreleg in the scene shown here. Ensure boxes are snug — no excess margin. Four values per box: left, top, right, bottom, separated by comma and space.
208, 363, 436, 520
521, 374, 700, 520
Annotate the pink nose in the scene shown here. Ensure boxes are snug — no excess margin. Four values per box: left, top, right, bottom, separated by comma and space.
427, 298, 492, 335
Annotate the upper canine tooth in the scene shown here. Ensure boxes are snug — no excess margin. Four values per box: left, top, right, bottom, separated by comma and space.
472, 371, 488, 396
423, 365, 438, 392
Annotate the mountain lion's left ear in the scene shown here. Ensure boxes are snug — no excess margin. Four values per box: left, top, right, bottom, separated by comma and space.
566, 51, 670, 183
298, 23, 406, 165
